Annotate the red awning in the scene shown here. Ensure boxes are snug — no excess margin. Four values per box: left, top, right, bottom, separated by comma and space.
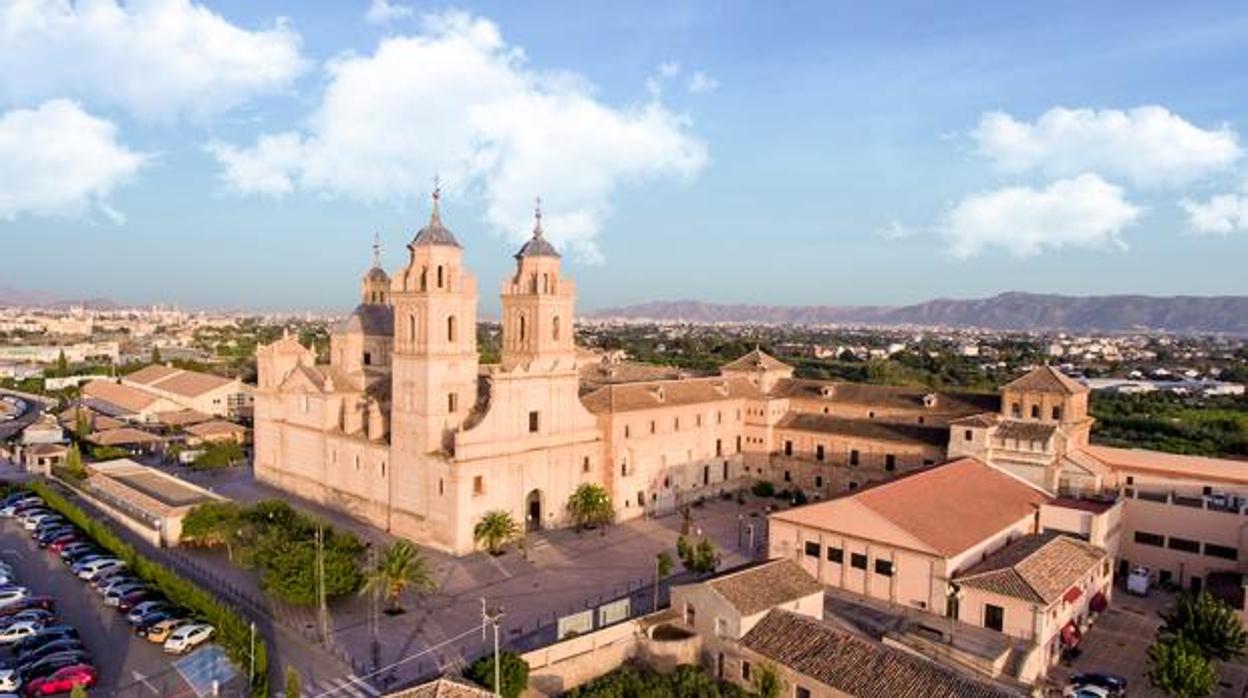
1063, 586, 1083, 604
1089, 591, 1108, 613
1061, 620, 1082, 647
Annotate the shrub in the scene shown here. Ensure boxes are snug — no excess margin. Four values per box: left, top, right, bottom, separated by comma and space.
1160, 591, 1248, 661
465, 651, 529, 698
750, 481, 775, 498
28, 482, 268, 696
566, 663, 745, 697
1149, 635, 1218, 697
192, 440, 245, 470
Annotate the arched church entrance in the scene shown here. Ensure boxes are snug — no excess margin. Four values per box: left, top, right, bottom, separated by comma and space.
526, 489, 543, 532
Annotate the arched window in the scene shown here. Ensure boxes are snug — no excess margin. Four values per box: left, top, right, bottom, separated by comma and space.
542, 273, 549, 293
447, 315, 457, 342
519, 314, 527, 341
409, 313, 417, 344
437, 265, 444, 288
419, 267, 428, 291
552, 315, 561, 341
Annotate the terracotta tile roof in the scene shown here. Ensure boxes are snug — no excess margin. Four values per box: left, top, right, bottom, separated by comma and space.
184, 420, 247, 438
995, 420, 1057, 441
772, 458, 1050, 558
125, 364, 181, 386
87, 427, 162, 446
950, 412, 999, 428
1003, 365, 1087, 395
580, 375, 761, 414
704, 559, 824, 616
144, 369, 234, 398
771, 379, 1000, 415
384, 677, 493, 697
954, 532, 1105, 605
25, 443, 68, 456
776, 413, 949, 448
153, 409, 213, 427
721, 349, 792, 373
57, 405, 125, 432
82, 380, 160, 413
741, 610, 1014, 698
1084, 445, 1248, 485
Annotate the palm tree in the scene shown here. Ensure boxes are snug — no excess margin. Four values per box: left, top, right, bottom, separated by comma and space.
362, 540, 435, 613
474, 510, 521, 555
566, 483, 614, 531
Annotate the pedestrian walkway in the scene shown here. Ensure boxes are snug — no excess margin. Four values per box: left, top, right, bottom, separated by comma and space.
300, 674, 382, 698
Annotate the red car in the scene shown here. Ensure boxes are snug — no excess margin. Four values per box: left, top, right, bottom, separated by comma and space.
0, 597, 55, 618
23, 664, 96, 696
46, 535, 81, 553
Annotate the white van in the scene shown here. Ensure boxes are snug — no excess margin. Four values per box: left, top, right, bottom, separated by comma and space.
76, 558, 125, 581
1127, 565, 1151, 595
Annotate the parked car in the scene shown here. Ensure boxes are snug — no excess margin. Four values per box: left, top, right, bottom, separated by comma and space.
1068, 672, 1127, 696
15, 637, 85, 667
22, 663, 96, 696
16, 654, 87, 686
0, 588, 31, 609
20, 513, 58, 531
117, 590, 159, 613
57, 545, 97, 563
0, 599, 55, 619
0, 668, 17, 692
1, 502, 42, 518
1063, 686, 1111, 698
126, 602, 170, 625
1126, 565, 1152, 595
0, 610, 54, 630
45, 536, 81, 554
34, 529, 75, 548
13, 627, 78, 655
101, 580, 145, 601
88, 567, 129, 590
164, 623, 213, 654
141, 618, 188, 643
0, 621, 43, 645
75, 559, 124, 582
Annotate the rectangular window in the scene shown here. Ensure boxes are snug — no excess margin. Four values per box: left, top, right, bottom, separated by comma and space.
624, 425, 630, 438
874, 559, 894, 577
1205, 543, 1239, 561
1134, 531, 1165, 547
827, 547, 843, 563
804, 541, 820, 558
650, 420, 656, 434
784, 440, 793, 456
964, 429, 973, 441
529, 411, 540, 433
849, 449, 860, 466
850, 553, 867, 570
784, 471, 791, 482
984, 604, 1004, 632
741, 661, 751, 681
816, 445, 824, 461
1052, 406, 1062, 420
674, 417, 680, 431
473, 476, 484, 495
796, 688, 811, 698
620, 461, 628, 477
447, 392, 458, 413
582, 456, 590, 474
1168, 537, 1201, 554
884, 454, 896, 471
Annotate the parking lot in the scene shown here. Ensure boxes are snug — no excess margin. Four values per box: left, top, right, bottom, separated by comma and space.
1050, 588, 1248, 697
0, 506, 195, 696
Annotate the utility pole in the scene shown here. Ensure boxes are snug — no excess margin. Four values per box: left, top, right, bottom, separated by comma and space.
480, 598, 505, 698
248, 621, 255, 689
369, 545, 380, 672
317, 524, 330, 644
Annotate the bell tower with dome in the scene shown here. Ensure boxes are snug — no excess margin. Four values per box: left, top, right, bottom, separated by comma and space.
500, 200, 578, 371
361, 234, 391, 305
389, 185, 480, 460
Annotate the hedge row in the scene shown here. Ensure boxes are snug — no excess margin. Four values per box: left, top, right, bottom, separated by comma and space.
27, 481, 269, 696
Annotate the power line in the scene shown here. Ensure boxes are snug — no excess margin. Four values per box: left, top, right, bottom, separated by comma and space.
310, 621, 487, 698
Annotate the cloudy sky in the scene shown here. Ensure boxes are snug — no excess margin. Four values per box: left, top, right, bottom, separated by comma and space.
2, 1, 1248, 313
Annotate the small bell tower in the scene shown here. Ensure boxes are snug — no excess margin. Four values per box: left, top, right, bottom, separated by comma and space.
500, 198, 577, 370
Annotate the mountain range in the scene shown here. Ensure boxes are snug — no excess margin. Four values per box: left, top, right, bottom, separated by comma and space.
0, 283, 119, 310
588, 292, 1248, 334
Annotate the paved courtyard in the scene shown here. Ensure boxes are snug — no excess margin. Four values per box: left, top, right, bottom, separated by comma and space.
171, 464, 777, 691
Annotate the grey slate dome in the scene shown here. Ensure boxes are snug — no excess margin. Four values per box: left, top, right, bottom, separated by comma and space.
410, 187, 462, 248
364, 266, 389, 282
336, 303, 394, 337
515, 200, 560, 259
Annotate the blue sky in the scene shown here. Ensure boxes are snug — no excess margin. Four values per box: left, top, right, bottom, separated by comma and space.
2, 1, 1248, 314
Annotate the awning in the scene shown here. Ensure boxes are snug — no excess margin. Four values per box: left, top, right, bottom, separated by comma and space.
1061, 619, 1082, 647
1063, 586, 1083, 604
1089, 591, 1108, 613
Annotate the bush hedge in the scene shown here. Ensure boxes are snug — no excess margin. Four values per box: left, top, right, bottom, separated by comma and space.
27, 481, 269, 696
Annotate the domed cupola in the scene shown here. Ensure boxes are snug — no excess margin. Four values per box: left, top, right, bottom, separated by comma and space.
410, 185, 461, 249
514, 202, 560, 259
361, 234, 391, 305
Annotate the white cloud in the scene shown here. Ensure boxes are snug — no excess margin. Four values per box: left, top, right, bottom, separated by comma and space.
210, 10, 708, 262
658, 61, 680, 78
973, 106, 1240, 187
365, 0, 414, 25
0, 100, 146, 222
0, 0, 306, 122
1181, 184, 1248, 234
687, 71, 719, 94
943, 173, 1141, 258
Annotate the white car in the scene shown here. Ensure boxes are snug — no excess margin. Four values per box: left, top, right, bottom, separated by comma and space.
0, 667, 18, 691
164, 623, 213, 654
17, 510, 50, 527
0, 619, 41, 644
77, 559, 124, 581
24, 515, 63, 532
1064, 686, 1111, 698
0, 588, 29, 609
1126, 565, 1152, 595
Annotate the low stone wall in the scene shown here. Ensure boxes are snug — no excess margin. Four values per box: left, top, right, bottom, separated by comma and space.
523, 619, 642, 696
51, 475, 163, 548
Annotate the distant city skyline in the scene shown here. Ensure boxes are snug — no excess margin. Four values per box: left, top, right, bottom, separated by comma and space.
3, 1, 1248, 313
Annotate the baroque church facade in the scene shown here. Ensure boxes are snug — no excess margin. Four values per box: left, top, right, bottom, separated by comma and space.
254, 192, 1093, 555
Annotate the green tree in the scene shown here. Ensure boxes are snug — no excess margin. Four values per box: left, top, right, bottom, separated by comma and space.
73, 407, 91, 440
1161, 591, 1248, 661
69, 683, 87, 698
63, 444, 87, 480
181, 502, 244, 560
466, 651, 529, 698
750, 664, 781, 698
566, 483, 614, 531
473, 510, 521, 555
654, 551, 673, 611
676, 535, 720, 576
55, 350, 69, 376
362, 540, 435, 613
285, 666, 302, 698
151, 345, 162, 364
192, 440, 245, 470
1149, 636, 1218, 697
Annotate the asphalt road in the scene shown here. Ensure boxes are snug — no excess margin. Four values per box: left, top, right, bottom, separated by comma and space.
0, 518, 194, 697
